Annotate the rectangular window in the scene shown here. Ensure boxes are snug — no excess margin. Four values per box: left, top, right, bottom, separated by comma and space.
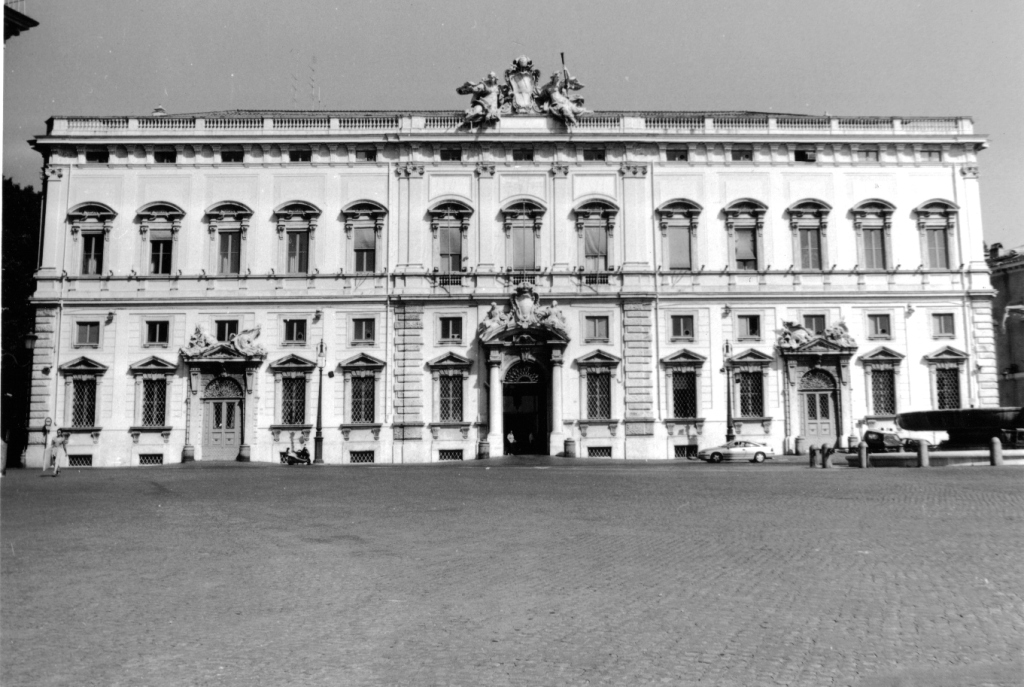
288, 148, 311, 162
440, 224, 462, 272
738, 315, 761, 340
439, 317, 462, 342
731, 146, 753, 162
926, 228, 950, 269
672, 371, 698, 418
935, 368, 960, 409
82, 234, 104, 275
585, 316, 609, 342
219, 231, 241, 275
146, 321, 169, 346
868, 314, 891, 339
85, 149, 109, 163
351, 376, 375, 423
932, 313, 955, 337
353, 318, 375, 343
587, 373, 611, 419
354, 227, 376, 273
737, 371, 764, 417
76, 322, 100, 346
216, 320, 238, 342
794, 145, 817, 163
863, 228, 886, 270
583, 148, 606, 161
667, 147, 689, 162
799, 228, 822, 269
512, 224, 535, 270
154, 149, 176, 164
584, 225, 608, 271
922, 145, 942, 162
355, 148, 377, 162
512, 148, 534, 161
857, 146, 880, 162
142, 378, 166, 426
150, 240, 173, 275
284, 319, 307, 344
668, 226, 691, 270
287, 231, 309, 273
872, 369, 896, 415
72, 378, 97, 427
281, 377, 306, 424
671, 315, 694, 341
221, 147, 244, 163
440, 148, 462, 161
439, 375, 463, 422
803, 315, 826, 335
735, 228, 757, 270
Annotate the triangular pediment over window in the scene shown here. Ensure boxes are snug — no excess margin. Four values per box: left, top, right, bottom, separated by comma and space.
128, 356, 178, 374
576, 349, 621, 368
59, 356, 108, 375
339, 353, 386, 371
427, 352, 472, 370
924, 345, 968, 363
859, 346, 905, 363
661, 349, 707, 366
268, 354, 317, 372
728, 349, 774, 365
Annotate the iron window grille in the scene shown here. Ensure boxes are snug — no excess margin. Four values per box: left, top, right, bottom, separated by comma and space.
936, 368, 960, 409
142, 379, 166, 426
72, 378, 97, 427
737, 371, 764, 417
68, 455, 93, 467
438, 275, 462, 286
587, 446, 612, 457
350, 450, 375, 463
351, 376, 375, 423
139, 454, 163, 465
281, 377, 306, 425
872, 369, 897, 415
511, 274, 535, 285
587, 373, 612, 420
672, 371, 698, 418
439, 375, 463, 422
584, 273, 609, 285
439, 450, 463, 461
674, 445, 698, 459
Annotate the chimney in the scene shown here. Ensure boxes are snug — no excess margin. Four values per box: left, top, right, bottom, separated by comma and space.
989, 243, 1003, 260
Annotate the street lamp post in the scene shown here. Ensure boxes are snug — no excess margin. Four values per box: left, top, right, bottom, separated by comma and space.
314, 340, 326, 464
723, 340, 735, 442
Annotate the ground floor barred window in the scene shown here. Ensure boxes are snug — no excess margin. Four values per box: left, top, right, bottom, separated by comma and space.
281, 377, 306, 425
737, 371, 764, 417
142, 379, 166, 426
871, 369, 896, 415
935, 368, 960, 409
72, 378, 97, 427
439, 375, 463, 422
672, 371, 698, 418
587, 373, 611, 420
351, 376, 375, 423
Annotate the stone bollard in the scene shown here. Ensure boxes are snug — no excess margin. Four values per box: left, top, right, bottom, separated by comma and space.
858, 441, 869, 469
990, 436, 1004, 466
809, 446, 818, 468
917, 441, 929, 468
821, 443, 833, 469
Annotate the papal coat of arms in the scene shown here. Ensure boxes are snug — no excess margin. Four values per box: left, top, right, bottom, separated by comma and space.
503, 55, 542, 114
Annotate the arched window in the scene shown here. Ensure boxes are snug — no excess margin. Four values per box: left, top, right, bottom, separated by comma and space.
787, 199, 831, 271
502, 200, 545, 271
724, 199, 767, 271
657, 200, 701, 271
274, 201, 321, 275
137, 202, 185, 276
914, 200, 958, 270
342, 201, 387, 274
67, 203, 116, 276
852, 199, 895, 271
428, 201, 473, 273
574, 200, 618, 272
206, 201, 253, 276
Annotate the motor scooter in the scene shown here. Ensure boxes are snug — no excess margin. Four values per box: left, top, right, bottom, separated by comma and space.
280, 445, 312, 465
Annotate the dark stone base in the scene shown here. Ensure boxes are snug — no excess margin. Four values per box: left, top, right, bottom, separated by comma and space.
181, 445, 195, 463
236, 445, 251, 462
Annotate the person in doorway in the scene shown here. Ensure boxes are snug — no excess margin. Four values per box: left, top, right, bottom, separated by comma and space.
506, 430, 516, 455
42, 433, 66, 477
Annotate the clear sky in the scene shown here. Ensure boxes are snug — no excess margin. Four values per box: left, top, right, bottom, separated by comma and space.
4, 0, 1022, 246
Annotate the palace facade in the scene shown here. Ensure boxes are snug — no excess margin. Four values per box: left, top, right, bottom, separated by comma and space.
25, 63, 997, 466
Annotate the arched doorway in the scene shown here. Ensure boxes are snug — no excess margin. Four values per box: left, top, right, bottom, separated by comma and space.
503, 362, 547, 455
203, 377, 244, 460
800, 369, 837, 446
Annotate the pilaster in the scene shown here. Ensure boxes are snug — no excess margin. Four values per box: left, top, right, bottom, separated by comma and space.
393, 303, 428, 461
622, 300, 660, 456
970, 296, 999, 407
37, 166, 68, 278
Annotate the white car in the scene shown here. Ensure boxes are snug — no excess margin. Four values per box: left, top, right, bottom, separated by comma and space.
697, 440, 775, 463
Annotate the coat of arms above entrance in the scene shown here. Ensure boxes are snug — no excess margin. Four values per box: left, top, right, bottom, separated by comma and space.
457, 55, 590, 129
479, 283, 569, 341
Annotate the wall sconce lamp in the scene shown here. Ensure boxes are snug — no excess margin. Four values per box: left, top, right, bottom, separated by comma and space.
722, 305, 732, 317
905, 304, 915, 317
106, 311, 115, 324
314, 309, 323, 322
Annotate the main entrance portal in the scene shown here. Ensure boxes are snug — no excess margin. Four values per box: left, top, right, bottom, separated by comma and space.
800, 369, 838, 447
202, 377, 244, 460
502, 362, 547, 455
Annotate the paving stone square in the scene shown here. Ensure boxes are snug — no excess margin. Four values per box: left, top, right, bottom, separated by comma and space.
2, 459, 1022, 686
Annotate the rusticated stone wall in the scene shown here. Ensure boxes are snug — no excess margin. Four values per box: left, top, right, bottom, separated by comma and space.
623, 299, 655, 435
393, 303, 424, 440
970, 296, 1000, 407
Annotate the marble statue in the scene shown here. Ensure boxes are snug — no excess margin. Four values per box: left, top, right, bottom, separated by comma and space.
231, 325, 267, 357
535, 71, 589, 126
180, 325, 218, 357
478, 285, 568, 340
457, 72, 502, 128
776, 321, 815, 349
822, 320, 857, 347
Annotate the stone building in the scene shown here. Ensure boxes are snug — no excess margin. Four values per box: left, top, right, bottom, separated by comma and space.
988, 243, 1024, 405
24, 57, 998, 466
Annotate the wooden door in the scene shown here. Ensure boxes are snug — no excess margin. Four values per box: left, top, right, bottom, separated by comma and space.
203, 399, 240, 460
802, 391, 835, 446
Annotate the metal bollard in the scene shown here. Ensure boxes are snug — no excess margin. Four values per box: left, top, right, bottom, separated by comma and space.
821, 443, 833, 469
917, 441, 929, 468
858, 441, 868, 469
990, 436, 1004, 466
809, 446, 818, 468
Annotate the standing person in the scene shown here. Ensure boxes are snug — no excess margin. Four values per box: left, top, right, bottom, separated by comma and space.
42, 433, 65, 477
505, 430, 516, 455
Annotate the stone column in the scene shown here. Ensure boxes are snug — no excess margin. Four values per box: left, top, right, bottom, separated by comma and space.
486, 351, 503, 457
548, 350, 565, 455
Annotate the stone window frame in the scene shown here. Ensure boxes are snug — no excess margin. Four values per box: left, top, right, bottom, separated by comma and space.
342, 200, 387, 275
930, 310, 957, 339
427, 352, 472, 426
434, 312, 465, 346
58, 356, 108, 432
864, 309, 895, 341
72, 317, 104, 349
660, 349, 707, 426
666, 145, 689, 162
576, 308, 618, 347
67, 202, 116, 277
281, 317, 310, 347
576, 350, 622, 423
428, 199, 473, 274
656, 199, 701, 272
734, 310, 766, 343
664, 308, 699, 344
136, 201, 185, 277
787, 199, 831, 271
914, 199, 959, 271
347, 312, 380, 347
923, 346, 968, 411
268, 354, 317, 429
205, 201, 253, 276
725, 349, 774, 426
858, 346, 905, 420
852, 199, 895, 271
723, 198, 767, 271
502, 198, 546, 272
338, 353, 386, 427
127, 356, 176, 438
143, 319, 171, 348
574, 198, 618, 273
273, 200, 321, 276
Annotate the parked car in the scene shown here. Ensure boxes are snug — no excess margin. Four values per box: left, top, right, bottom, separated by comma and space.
862, 431, 933, 454
697, 440, 775, 463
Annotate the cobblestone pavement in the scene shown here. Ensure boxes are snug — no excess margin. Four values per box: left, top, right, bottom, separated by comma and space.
2, 459, 1022, 687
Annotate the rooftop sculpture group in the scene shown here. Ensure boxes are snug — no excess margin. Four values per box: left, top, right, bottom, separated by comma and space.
776, 320, 858, 350
479, 283, 569, 341
180, 324, 268, 359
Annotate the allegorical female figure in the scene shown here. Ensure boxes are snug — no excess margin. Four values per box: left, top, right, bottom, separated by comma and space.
457, 72, 502, 128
